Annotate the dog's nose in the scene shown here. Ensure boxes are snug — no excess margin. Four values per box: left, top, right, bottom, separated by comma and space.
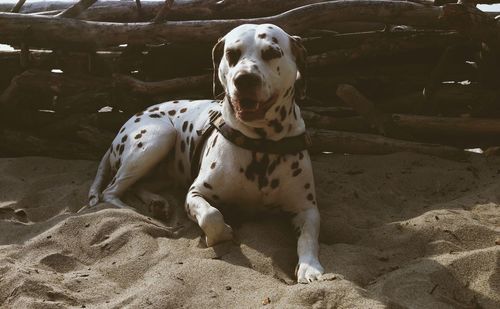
234, 73, 261, 91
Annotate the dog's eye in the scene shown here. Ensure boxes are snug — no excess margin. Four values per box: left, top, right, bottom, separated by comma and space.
261, 47, 282, 61
226, 49, 241, 67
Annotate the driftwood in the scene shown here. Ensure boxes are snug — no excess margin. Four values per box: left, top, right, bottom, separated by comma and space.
335, 84, 500, 146
113, 73, 211, 95
0, 1, 444, 48
10, 0, 26, 13
308, 30, 461, 68
307, 128, 467, 160
56, 0, 97, 18
441, 3, 500, 47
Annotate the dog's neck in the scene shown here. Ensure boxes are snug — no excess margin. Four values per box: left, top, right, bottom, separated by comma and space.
221, 95, 306, 141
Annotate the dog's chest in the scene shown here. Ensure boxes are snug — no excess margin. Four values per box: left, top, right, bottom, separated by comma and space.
196, 133, 310, 210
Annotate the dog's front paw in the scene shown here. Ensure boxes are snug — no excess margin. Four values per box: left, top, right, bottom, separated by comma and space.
200, 208, 233, 247
296, 260, 324, 284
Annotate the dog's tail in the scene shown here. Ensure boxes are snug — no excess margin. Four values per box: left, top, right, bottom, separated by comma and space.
88, 148, 112, 207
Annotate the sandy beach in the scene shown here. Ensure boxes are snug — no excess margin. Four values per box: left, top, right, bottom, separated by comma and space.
0, 152, 499, 308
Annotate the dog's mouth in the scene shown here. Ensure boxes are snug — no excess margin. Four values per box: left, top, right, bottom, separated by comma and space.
230, 94, 278, 122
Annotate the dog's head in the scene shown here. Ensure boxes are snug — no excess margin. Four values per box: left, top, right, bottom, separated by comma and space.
212, 24, 306, 125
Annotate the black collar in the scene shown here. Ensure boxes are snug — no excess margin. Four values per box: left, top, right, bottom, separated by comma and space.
210, 112, 312, 155
191, 110, 312, 179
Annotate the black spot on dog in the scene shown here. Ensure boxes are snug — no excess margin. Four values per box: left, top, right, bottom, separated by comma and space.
149, 107, 159, 112
135, 112, 143, 117
292, 168, 302, 177
180, 108, 187, 113
272, 37, 278, 44
304, 183, 311, 189
135, 133, 142, 139
203, 182, 213, 190
138, 142, 143, 148
212, 134, 218, 147
121, 135, 127, 143
245, 152, 270, 189
189, 123, 194, 132
134, 118, 141, 123
119, 144, 125, 155
307, 193, 314, 201
141, 129, 146, 134
182, 121, 188, 132
262, 46, 282, 61
149, 113, 161, 118
291, 161, 299, 169
120, 127, 126, 134
210, 162, 216, 169
258, 33, 266, 39
268, 26, 273, 29
178, 160, 184, 173
168, 110, 176, 116
279, 106, 287, 121
115, 143, 120, 151
173, 100, 179, 104
284, 87, 291, 98
270, 179, 280, 189
268, 119, 283, 133
180, 140, 186, 152
160, 111, 165, 116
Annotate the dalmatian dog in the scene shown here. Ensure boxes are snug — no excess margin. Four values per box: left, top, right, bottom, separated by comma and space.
88, 24, 324, 283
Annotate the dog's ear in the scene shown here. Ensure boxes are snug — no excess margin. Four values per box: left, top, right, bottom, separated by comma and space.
212, 37, 225, 99
289, 35, 307, 101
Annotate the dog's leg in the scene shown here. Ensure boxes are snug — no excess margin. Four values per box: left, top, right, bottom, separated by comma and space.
102, 123, 176, 209
185, 187, 233, 247
292, 207, 324, 283
88, 148, 111, 207
134, 186, 169, 213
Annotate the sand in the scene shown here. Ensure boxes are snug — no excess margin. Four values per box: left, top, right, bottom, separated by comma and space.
0, 153, 499, 308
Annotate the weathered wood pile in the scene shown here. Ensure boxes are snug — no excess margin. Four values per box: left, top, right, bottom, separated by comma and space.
0, 0, 499, 160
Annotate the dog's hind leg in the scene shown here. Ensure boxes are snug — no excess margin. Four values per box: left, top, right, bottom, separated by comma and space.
88, 148, 112, 207
102, 122, 177, 209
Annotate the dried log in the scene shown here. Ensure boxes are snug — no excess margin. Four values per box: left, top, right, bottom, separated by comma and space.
113, 73, 211, 95
0, 69, 111, 107
441, 3, 500, 47
336, 84, 391, 134
153, 0, 174, 24
302, 111, 371, 132
308, 30, 461, 68
0, 1, 444, 48
0, 1, 326, 22
335, 84, 500, 147
10, 0, 26, 13
380, 83, 500, 116
2, 0, 497, 22
307, 128, 467, 160
0, 129, 101, 159
56, 0, 97, 18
